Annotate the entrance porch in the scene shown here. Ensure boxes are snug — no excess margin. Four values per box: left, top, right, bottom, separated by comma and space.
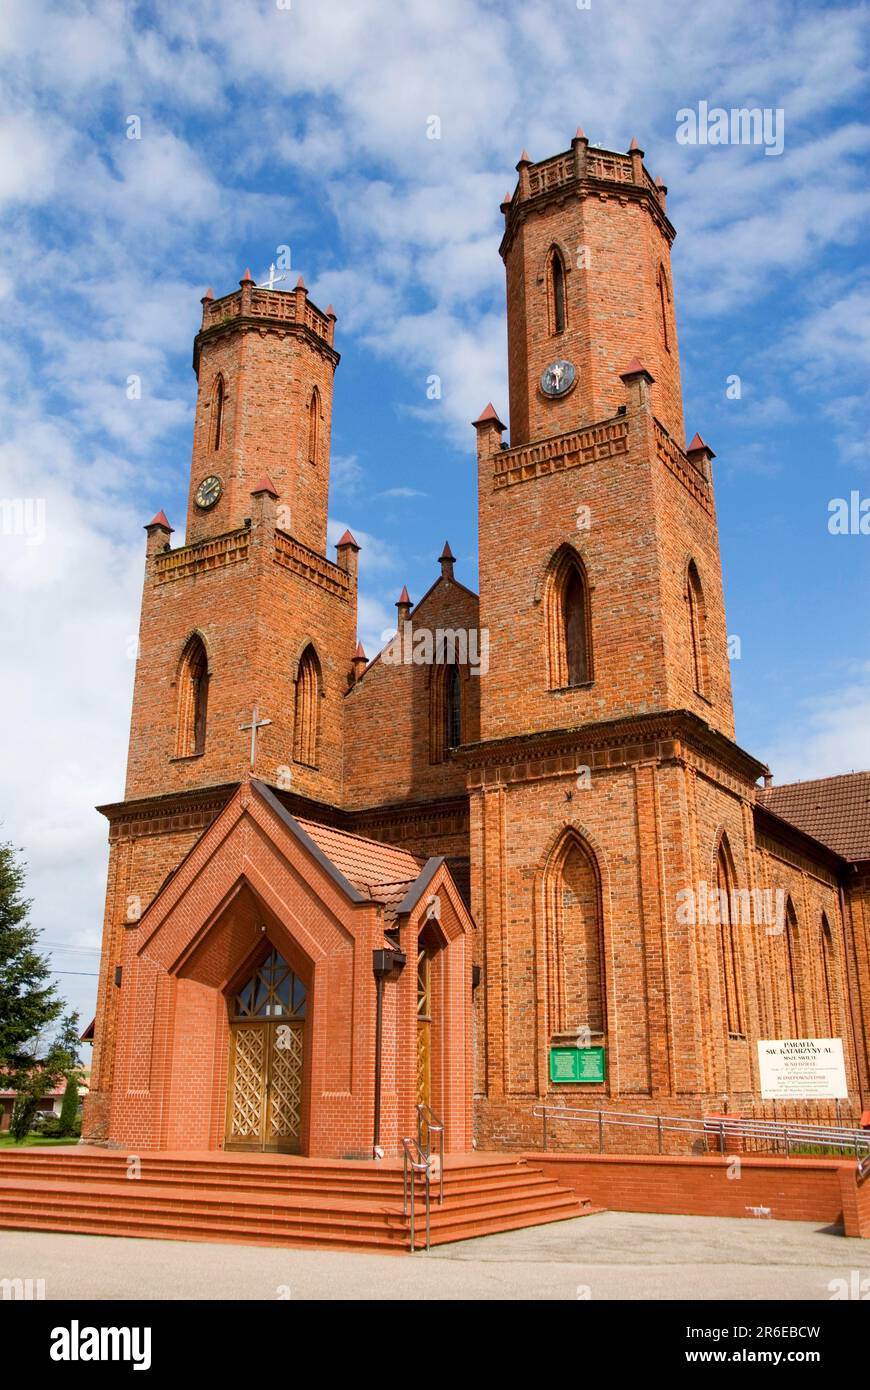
85, 781, 475, 1159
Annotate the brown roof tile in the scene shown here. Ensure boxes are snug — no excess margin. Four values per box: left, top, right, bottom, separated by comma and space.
294, 817, 425, 920
759, 771, 870, 862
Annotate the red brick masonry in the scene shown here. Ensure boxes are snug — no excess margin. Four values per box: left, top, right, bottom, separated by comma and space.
527, 1152, 870, 1238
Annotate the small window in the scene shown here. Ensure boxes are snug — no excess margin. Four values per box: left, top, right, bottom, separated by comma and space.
213, 377, 224, 451
307, 389, 320, 465
657, 265, 671, 351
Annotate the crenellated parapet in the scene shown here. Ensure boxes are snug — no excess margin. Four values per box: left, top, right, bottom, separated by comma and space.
500, 130, 673, 257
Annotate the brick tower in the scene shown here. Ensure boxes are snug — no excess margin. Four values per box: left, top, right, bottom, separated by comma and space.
186, 272, 338, 553
125, 274, 358, 806
475, 133, 734, 744
468, 136, 789, 1142
85, 276, 359, 1140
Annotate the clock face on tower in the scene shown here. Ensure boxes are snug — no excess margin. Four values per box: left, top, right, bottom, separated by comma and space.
195, 475, 223, 510
540, 359, 576, 398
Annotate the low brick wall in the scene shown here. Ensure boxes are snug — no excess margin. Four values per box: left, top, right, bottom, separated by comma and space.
525, 1152, 870, 1238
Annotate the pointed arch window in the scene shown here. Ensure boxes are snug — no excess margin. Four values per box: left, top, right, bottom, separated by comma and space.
548, 247, 567, 335
293, 644, 321, 767
716, 836, 745, 1038
820, 915, 836, 1037
544, 831, 605, 1039
212, 376, 225, 451
175, 634, 209, 757
231, 949, 306, 1020
686, 560, 710, 699
429, 662, 463, 763
307, 388, 320, 465
784, 897, 801, 1037
446, 663, 461, 750
657, 264, 671, 351
545, 548, 592, 690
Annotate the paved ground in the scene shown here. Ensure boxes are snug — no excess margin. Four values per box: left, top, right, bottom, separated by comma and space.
1, 1212, 867, 1299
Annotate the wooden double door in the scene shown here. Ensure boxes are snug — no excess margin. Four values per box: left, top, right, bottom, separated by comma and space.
225, 949, 306, 1153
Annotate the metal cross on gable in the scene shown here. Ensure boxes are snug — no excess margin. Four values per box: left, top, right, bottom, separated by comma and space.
239, 705, 272, 767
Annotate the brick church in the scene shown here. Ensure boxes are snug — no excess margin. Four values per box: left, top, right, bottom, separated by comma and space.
84, 132, 870, 1159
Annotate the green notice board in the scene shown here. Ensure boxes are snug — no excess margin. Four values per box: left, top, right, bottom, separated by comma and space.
549, 1045, 606, 1084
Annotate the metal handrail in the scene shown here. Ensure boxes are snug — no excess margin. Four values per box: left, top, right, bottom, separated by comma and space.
533, 1105, 870, 1176
402, 1135, 431, 1252
416, 1102, 445, 1205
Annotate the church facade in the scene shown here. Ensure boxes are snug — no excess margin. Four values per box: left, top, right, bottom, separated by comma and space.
84, 133, 870, 1158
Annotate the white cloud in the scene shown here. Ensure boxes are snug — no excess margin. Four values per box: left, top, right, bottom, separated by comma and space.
330, 454, 365, 497
0, 113, 69, 205
327, 517, 396, 577
763, 664, 870, 783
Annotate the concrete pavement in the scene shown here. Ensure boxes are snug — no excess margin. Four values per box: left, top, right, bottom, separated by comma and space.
1, 1211, 867, 1300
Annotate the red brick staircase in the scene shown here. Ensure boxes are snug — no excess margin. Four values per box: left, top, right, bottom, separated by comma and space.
0, 1147, 597, 1252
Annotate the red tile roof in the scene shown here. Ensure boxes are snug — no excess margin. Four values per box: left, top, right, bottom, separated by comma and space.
759, 771, 870, 862
295, 817, 425, 920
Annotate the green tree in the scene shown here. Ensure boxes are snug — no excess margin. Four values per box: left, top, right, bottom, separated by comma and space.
0, 840, 80, 1139
9, 1012, 81, 1141
58, 1073, 81, 1136
0, 840, 63, 1066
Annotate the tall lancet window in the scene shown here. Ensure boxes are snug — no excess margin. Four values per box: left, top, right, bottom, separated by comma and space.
716, 836, 745, 1038
545, 831, 604, 1039
545, 547, 592, 689
446, 663, 461, 750
176, 634, 209, 757
784, 898, 802, 1036
307, 388, 320, 465
820, 915, 836, 1037
549, 247, 566, 335
429, 662, 462, 763
687, 560, 709, 698
293, 644, 321, 767
657, 264, 671, 351
212, 376, 224, 451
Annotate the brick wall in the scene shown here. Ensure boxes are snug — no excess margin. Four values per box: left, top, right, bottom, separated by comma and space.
528, 1152, 869, 1237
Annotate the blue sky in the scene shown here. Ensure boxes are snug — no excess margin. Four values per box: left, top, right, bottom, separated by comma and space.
0, 0, 867, 1029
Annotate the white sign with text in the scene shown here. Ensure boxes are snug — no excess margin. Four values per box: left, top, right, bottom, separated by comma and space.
757, 1038, 848, 1100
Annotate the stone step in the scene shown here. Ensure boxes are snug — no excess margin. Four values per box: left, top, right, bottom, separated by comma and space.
0, 1153, 595, 1252
0, 1152, 537, 1199
0, 1154, 555, 1196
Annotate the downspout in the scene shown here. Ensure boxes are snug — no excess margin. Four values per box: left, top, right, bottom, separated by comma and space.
372, 947, 406, 1157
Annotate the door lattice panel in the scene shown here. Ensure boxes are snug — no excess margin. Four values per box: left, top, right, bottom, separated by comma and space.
230, 1027, 265, 1138
416, 946, 431, 1108
269, 1025, 303, 1139
416, 1021, 431, 1108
